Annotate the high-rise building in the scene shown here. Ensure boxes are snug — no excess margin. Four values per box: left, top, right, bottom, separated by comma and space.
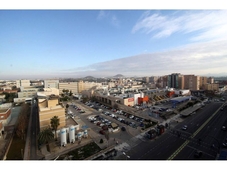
184, 75, 200, 90
167, 73, 182, 89
199, 76, 208, 90
208, 77, 214, 84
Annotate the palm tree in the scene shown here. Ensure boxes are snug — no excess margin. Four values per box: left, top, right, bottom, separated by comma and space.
50, 116, 60, 141
38, 128, 54, 152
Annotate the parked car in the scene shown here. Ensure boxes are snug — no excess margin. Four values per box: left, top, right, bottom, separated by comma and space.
182, 125, 188, 130
222, 142, 227, 148
99, 130, 106, 135
121, 126, 126, 131
222, 126, 226, 131
129, 115, 134, 119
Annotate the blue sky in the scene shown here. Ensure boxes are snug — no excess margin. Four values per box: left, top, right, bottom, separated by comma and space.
1, 7, 227, 79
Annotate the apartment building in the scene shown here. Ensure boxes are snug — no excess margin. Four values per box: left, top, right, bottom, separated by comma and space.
58, 82, 78, 94
208, 77, 214, 84
199, 76, 208, 90
142, 77, 149, 83
184, 75, 200, 90
38, 95, 65, 130
204, 83, 219, 91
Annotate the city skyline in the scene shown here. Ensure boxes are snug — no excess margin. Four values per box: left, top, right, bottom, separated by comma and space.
1, 8, 227, 80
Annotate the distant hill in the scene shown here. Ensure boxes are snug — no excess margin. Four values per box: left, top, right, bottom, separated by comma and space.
113, 74, 124, 78
84, 76, 96, 79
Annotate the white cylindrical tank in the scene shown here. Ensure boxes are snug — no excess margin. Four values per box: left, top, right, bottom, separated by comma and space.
77, 132, 82, 139
69, 125, 75, 143
60, 128, 67, 146
83, 130, 88, 138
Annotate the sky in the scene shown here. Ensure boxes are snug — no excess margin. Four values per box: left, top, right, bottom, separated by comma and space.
1, 1, 227, 80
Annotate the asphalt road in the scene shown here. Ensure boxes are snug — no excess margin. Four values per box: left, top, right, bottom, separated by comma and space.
174, 102, 227, 160
29, 99, 39, 160
115, 101, 227, 160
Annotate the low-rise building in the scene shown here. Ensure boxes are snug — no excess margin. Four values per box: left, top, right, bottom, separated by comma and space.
204, 83, 219, 91
59, 82, 78, 94
38, 95, 65, 130
0, 107, 12, 128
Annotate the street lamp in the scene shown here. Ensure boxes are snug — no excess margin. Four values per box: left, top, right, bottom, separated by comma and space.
122, 152, 130, 160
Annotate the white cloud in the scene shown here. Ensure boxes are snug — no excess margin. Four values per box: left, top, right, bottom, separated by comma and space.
111, 15, 120, 27
97, 10, 108, 20
62, 39, 227, 77
132, 10, 227, 42
97, 10, 120, 27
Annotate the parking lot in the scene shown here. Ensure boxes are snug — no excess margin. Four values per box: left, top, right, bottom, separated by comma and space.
65, 101, 154, 144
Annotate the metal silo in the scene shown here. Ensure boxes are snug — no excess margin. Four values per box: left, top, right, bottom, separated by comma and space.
69, 125, 75, 143
60, 128, 67, 146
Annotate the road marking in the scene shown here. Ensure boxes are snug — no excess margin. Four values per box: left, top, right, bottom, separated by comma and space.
167, 103, 225, 160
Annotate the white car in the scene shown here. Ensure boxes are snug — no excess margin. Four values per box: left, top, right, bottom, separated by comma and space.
118, 118, 123, 121
129, 115, 134, 119
182, 125, 188, 130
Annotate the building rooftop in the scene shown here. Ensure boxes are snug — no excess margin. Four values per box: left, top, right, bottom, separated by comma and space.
39, 105, 63, 112
0, 108, 9, 113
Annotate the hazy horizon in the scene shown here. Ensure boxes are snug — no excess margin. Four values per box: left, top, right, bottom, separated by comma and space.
1, 8, 227, 80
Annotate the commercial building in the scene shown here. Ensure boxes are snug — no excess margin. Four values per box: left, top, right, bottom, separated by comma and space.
78, 81, 102, 93
167, 73, 182, 89
17, 86, 39, 99
38, 95, 65, 130
16, 79, 31, 88
37, 88, 59, 96
59, 82, 78, 94
44, 79, 59, 89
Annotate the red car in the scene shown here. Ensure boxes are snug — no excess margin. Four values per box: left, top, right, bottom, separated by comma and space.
99, 130, 106, 135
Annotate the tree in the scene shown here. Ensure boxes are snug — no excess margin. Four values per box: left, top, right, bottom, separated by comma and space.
16, 103, 30, 140
50, 116, 60, 140
69, 90, 73, 96
113, 104, 119, 110
38, 128, 54, 152
12, 85, 17, 90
